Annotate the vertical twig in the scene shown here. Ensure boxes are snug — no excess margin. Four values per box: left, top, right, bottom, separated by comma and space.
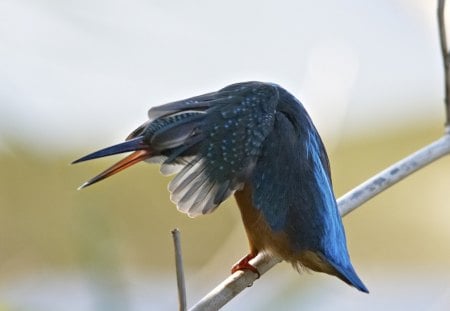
438, 0, 450, 126
172, 228, 187, 311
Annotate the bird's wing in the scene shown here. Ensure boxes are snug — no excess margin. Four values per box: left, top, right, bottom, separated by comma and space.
161, 82, 279, 217
250, 101, 343, 252
249, 111, 299, 231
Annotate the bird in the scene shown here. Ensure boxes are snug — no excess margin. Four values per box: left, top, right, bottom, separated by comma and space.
73, 81, 368, 293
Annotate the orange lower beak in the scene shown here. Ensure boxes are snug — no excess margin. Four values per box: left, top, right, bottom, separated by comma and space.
78, 149, 151, 189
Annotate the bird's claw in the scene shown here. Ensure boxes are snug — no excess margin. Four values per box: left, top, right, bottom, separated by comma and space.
231, 253, 260, 278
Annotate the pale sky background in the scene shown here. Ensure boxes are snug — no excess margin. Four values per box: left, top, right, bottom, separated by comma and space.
1, 2, 450, 310
0, 0, 445, 154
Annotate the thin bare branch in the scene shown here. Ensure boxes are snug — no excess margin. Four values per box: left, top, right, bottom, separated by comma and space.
190, 254, 280, 311
339, 133, 450, 216
189, 133, 450, 311
438, 0, 450, 125
172, 228, 187, 311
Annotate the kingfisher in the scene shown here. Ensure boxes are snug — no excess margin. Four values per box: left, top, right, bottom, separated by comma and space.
73, 81, 368, 293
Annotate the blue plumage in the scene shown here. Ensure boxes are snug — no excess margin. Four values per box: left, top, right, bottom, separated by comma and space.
251, 87, 367, 291
74, 81, 368, 293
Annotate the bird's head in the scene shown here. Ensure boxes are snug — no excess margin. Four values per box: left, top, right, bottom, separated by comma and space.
72, 136, 152, 189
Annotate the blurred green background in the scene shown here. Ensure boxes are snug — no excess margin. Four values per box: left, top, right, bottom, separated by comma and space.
1, 1, 450, 310
1, 121, 449, 310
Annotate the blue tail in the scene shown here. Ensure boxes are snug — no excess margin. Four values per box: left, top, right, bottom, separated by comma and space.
328, 259, 369, 293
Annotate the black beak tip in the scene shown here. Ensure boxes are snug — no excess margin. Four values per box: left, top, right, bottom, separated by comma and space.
77, 182, 89, 190
71, 154, 91, 165
71, 153, 99, 165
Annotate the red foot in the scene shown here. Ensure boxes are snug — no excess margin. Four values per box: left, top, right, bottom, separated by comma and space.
231, 253, 260, 278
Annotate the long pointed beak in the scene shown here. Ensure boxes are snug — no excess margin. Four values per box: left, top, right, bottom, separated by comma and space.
72, 137, 147, 164
72, 137, 152, 189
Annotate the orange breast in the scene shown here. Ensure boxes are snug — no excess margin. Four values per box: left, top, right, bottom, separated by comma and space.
234, 184, 293, 261
234, 184, 338, 276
